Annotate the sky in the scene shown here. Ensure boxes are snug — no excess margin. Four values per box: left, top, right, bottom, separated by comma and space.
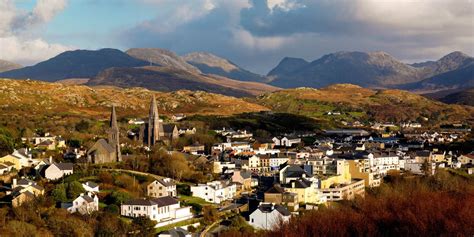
0, 0, 473, 74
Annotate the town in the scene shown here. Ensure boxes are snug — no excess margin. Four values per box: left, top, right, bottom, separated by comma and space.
0, 95, 472, 237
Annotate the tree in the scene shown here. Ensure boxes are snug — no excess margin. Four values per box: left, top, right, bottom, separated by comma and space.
75, 120, 90, 132
202, 205, 219, 224
67, 181, 85, 199
107, 191, 132, 206
131, 216, 156, 237
51, 183, 67, 203
0, 127, 14, 156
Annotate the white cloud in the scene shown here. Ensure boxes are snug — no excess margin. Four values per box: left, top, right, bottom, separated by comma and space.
0, 36, 70, 65
0, 0, 71, 65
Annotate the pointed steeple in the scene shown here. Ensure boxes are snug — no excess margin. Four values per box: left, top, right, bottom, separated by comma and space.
148, 95, 164, 146
110, 105, 118, 128
108, 105, 121, 162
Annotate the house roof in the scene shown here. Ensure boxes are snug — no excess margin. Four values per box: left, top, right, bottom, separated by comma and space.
285, 178, 312, 189
17, 178, 35, 186
158, 227, 190, 237
93, 139, 115, 153
284, 165, 310, 178
83, 181, 99, 189
54, 163, 74, 171
235, 170, 252, 179
157, 178, 176, 187
81, 195, 95, 203
257, 203, 291, 216
265, 184, 285, 194
38, 140, 54, 146
124, 196, 179, 207
163, 124, 177, 133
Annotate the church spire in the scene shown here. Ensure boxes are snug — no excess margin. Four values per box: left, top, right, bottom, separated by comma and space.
108, 105, 121, 162
148, 95, 164, 146
110, 105, 118, 128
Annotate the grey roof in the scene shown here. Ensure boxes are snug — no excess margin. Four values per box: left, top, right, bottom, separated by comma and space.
274, 205, 292, 216
157, 178, 176, 187
61, 202, 73, 209
82, 195, 95, 203
84, 181, 99, 188
285, 165, 311, 178
158, 227, 189, 237
285, 178, 312, 189
163, 124, 177, 133
93, 139, 115, 153
257, 204, 291, 216
235, 170, 251, 179
17, 178, 35, 186
123, 196, 178, 207
265, 184, 285, 194
55, 163, 74, 171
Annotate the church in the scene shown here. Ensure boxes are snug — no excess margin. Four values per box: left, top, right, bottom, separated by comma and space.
137, 95, 179, 146
86, 106, 122, 164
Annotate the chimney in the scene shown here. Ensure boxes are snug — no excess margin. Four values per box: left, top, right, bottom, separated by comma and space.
80, 193, 84, 197
49, 156, 52, 164
12, 178, 17, 188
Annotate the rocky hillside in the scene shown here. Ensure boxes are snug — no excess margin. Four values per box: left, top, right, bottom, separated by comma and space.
0, 79, 269, 123
0, 49, 148, 81
256, 84, 474, 125
87, 66, 279, 97
402, 62, 474, 92
268, 51, 473, 90
0, 60, 22, 73
436, 88, 474, 106
183, 52, 268, 83
126, 48, 200, 73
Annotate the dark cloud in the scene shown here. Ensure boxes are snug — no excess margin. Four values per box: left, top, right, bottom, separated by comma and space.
119, 0, 474, 74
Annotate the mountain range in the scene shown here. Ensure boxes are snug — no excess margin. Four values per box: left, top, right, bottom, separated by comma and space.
267, 51, 473, 91
0, 48, 472, 96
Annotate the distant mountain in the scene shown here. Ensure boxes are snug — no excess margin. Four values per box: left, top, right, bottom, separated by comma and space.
0, 59, 22, 73
183, 52, 268, 83
267, 57, 309, 78
403, 62, 474, 91
268, 51, 423, 88
126, 48, 200, 73
437, 87, 474, 106
0, 48, 148, 81
87, 66, 278, 97
419, 51, 474, 76
268, 51, 474, 90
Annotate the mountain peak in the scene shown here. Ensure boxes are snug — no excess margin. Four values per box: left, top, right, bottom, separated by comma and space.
0, 48, 148, 81
183, 52, 238, 72
183, 52, 268, 83
0, 59, 22, 73
126, 48, 200, 73
438, 51, 471, 62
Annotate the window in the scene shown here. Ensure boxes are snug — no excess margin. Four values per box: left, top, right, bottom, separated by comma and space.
251, 218, 254, 223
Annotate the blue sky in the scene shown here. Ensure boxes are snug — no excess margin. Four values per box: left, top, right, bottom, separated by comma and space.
1, 0, 473, 74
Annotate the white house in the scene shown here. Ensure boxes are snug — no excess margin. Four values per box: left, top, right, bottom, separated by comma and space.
44, 163, 73, 180
272, 137, 301, 147
249, 203, 291, 230
67, 192, 99, 215
147, 178, 177, 198
190, 180, 237, 204
82, 181, 100, 193
0, 162, 14, 175
121, 196, 193, 227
